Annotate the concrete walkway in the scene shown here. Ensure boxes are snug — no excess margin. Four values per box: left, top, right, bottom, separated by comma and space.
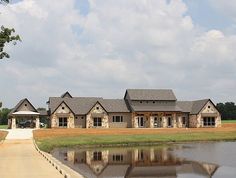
0, 129, 63, 178
4, 129, 33, 140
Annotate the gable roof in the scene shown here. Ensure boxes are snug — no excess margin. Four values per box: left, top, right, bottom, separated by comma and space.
177, 99, 210, 114
61, 91, 73, 98
9, 98, 38, 116
191, 99, 210, 114
49, 97, 102, 115
49, 97, 131, 115
125, 89, 177, 101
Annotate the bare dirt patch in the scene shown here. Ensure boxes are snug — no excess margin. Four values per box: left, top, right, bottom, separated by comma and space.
33, 123, 236, 139
0, 131, 8, 140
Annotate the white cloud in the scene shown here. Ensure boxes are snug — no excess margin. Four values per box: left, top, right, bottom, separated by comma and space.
0, 0, 236, 108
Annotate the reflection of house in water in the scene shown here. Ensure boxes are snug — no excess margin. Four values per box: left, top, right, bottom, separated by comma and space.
52, 147, 219, 178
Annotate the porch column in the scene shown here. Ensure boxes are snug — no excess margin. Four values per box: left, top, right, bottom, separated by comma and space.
86, 114, 90, 128
11, 117, 16, 129
36, 117, 40, 129
178, 116, 182, 128
149, 116, 154, 128
162, 116, 167, 128
173, 113, 177, 128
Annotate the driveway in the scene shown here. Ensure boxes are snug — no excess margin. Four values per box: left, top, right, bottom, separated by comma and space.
2, 129, 33, 140
0, 129, 63, 178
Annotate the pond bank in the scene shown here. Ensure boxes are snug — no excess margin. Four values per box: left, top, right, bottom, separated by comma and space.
33, 125, 236, 152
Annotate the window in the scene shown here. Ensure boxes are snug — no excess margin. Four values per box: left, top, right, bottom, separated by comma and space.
112, 154, 123, 162
62, 107, 65, 110
153, 101, 155, 103
208, 106, 211, 109
182, 117, 186, 125
112, 116, 123, 122
96, 107, 99, 110
203, 117, 215, 126
140, 101, 142, 103
59, 117, 67, 127
25, 104, 27, 106
94, 117, 102, 127
93, 152, 102, 161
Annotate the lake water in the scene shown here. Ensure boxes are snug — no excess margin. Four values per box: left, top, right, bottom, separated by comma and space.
51, 142, 236, 178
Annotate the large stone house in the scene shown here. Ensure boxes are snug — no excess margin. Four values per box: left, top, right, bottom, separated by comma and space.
47, 89, 221, 129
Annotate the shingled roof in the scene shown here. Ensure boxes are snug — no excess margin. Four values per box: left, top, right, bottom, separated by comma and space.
177, 99, 210, 114
125, 89, 177, 101
49, 97, 130, 115
100, 99, 130, 113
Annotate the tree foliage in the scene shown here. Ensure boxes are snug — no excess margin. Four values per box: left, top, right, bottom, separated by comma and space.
0, 107, 11, 125
0, 0, 9, 4
216, 102, 236, 120
0, 26, 21, 59
1, 0, 21, 59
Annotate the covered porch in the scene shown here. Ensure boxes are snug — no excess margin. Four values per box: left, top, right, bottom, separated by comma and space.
131, 112, 188, 128
8, 111, 40, 129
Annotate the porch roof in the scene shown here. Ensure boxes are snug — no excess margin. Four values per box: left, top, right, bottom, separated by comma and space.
12, 111, 40, 116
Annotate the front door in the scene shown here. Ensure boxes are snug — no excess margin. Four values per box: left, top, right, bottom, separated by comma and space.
168, 117, 172, 127
137, 117, 144, 128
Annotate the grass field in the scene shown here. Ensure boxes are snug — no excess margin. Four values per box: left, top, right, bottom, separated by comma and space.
0, 125, 8, 129
222, 120, 236, 123
33, 123, 236, 152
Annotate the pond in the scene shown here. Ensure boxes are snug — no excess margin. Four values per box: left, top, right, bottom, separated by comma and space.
51, 142, 236, 178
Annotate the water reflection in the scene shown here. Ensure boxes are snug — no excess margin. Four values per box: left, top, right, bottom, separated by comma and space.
52, 146, 219, 178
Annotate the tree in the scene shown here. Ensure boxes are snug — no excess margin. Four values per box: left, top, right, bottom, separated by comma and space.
0, 0, 9, 4
0, 107, 11, 125
216, 102, 236, 120
0, 0, 21, 59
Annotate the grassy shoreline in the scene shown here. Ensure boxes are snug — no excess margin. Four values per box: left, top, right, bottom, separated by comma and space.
34, 128, 236, 152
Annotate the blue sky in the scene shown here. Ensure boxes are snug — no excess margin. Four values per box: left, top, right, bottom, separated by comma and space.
1, 0, 236, 108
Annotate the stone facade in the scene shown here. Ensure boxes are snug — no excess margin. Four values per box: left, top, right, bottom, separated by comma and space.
50, 102, 75, 128
86, 103, 109, 128
189, 101, 221, 128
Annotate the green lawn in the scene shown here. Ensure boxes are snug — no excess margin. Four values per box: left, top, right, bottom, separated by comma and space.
222, 120, 236, 123
0, 125, 8, 129
35, 131, 236, 152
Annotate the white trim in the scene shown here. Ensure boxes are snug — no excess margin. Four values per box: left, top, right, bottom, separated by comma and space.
12, 111, 40, 115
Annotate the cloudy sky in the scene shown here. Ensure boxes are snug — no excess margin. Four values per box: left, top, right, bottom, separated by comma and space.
1, 0, 236, 108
